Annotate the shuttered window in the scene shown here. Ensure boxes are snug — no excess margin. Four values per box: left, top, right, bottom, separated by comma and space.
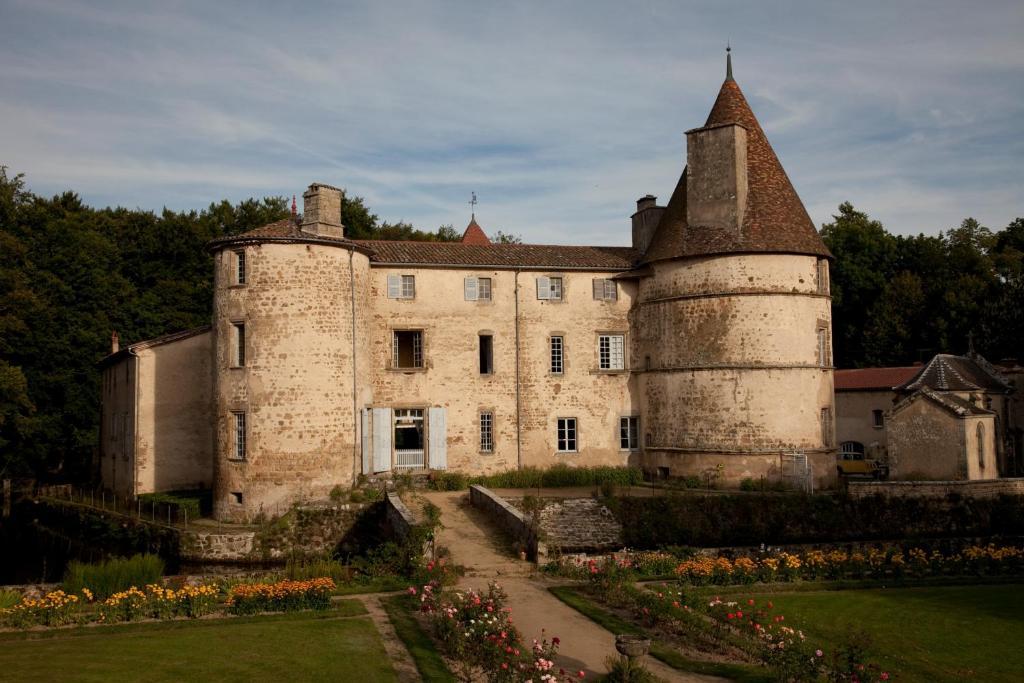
592, 278, 617, 301
537, 276, 563, 300
387, 274, 416, 299
465, 277, 492, 301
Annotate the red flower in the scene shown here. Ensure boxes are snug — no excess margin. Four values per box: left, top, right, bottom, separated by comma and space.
553, 637, 560, 645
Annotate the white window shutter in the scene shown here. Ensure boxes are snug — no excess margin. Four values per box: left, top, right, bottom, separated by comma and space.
387, 275, 400, 298
592, 278, 603, 300
537, 276, 550, 300
360, 408, 371, 475
372, 407, 392, 472
428, 407, 447, 470
464, 277, 478, 301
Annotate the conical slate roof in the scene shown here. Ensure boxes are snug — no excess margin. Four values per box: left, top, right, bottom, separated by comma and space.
461, 217, 492, 245
644, 65, 831, 262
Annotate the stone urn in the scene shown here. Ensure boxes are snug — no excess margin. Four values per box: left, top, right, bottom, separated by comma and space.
614, 634, 651, 661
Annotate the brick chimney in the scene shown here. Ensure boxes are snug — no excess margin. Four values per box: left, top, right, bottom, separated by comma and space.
301, 183, 345, 239
111, 330, 119, 354
631, 194, 665, 254
685, 122, 748, 232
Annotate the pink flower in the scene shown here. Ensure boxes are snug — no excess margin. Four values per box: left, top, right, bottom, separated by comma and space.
578, 672, 585, 678
407, 586, 417, 595
815, 649, 823, 657
552, 636, 560, 645
881, 673, 890, 681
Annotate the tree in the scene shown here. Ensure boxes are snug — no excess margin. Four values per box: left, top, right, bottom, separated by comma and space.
493, 231, 523, 244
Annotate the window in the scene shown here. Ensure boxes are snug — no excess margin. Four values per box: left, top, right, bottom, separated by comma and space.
479, 334, 493, 375
977, 423, 985, 469
550, 336, 564, 374
620, 416, 639, 451
232, 322, 246, 367
872, 409, 884, 428
232, 412, 247, 460
387, 274, 416, 299
393, 330, 424, 369
230, 492, 243, 505
599, 334, 625, 370
536, 276, 563, 301
394, 408, 425, 468
557, 417, 577, 452
592, 278, 617, 301
821, 407, 833, 448
465, 277, 492, 301
480, 412, 494, 453
840, 441, 865, 460
817, 259, 829, 294
817, 327, 829, 367
234, 249, 246, 285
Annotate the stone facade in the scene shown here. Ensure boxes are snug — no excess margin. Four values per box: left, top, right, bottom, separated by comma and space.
100, 60, 839, 519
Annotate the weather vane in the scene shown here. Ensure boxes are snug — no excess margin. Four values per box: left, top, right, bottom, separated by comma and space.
469, 191, 478, 219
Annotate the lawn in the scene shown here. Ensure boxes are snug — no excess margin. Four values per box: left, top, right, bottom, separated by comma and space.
711, 583, 1024, 682
0, 603, 399, 682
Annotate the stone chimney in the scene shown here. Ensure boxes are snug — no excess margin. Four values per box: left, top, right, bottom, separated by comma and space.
301, 183, 345, 239
111, 330, 119, 354
631, 194, 665, 254
685, 122, 748, 232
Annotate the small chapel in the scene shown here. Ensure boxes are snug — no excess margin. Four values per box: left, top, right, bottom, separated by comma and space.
100, 54, 837, 520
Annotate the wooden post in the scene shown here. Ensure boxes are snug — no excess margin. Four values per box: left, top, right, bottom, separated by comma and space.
2, 479, 10, 518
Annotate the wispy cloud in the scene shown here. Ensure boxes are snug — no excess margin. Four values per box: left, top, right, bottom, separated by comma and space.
1, 0, 1021, 242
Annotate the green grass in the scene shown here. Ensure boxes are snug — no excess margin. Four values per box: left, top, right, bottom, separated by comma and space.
0, 603, 395, 682
710, 583, 1024, 683
382, 595, 455, 682
548, 586, 770, 683
333, 576, 409, 595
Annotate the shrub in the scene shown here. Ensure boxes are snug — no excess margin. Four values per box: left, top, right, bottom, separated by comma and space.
603, 655, 659, 682
63, 554, 164, 601
138, 491, 207, 520
285, 557, 354, 583
739, 477, 757, 492
427, 465, 644, 491
0, 589, 21, 610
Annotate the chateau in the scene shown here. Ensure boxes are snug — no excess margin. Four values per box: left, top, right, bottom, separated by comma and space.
99, 57, 836, 520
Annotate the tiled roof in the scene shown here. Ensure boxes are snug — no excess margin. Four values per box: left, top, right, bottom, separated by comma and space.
207, 219, 370, 253
892, 387, 994, 418
355, 240, 638, 270
644, 76, 831, 263
898, 354, 1012, 393
99, 326, 211, 367
461, 218, 491, 245
834, 366, 921, 391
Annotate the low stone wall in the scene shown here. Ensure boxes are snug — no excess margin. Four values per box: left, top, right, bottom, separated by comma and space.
385, 493, 433, 561
183, 530, 255, 562
848, 478, 1024, 499
469, 485, 543, 560
535, 498, 623, 553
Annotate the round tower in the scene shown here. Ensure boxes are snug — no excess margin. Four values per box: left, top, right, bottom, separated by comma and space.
635, 53, 836, 489
208, 184, 372, 520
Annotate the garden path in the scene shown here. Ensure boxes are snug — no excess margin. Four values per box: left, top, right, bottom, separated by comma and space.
362, 595, 423, 682
419, 490, 723, 682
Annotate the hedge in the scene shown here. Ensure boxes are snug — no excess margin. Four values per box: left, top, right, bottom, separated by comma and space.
606, 493, 1024, 548
430, 465, 643, 491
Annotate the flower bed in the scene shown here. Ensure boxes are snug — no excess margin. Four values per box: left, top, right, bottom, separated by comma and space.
674, 544, 1024, 585
226, 578, 335, 615
415, 580, 584, 682
1, 577, 338, 629
706, 596, 891, 682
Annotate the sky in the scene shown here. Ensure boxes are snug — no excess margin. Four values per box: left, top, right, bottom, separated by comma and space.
1, 0, 1021, 245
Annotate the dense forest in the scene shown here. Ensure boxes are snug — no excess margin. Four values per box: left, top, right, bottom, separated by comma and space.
0, 168, 1021, 482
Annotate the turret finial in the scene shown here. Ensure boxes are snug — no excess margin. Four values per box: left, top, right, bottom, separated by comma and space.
726, 43, 734, 82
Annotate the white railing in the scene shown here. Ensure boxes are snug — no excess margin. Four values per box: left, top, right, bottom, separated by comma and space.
395, 449, 426, 469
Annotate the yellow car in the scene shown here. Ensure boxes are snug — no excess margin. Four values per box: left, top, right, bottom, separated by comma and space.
837, 453, 888, 479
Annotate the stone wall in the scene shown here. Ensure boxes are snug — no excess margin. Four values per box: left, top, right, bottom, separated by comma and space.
469, 485, 542, 559
533, 498, 623, 553
385, 493, 433, 561
848, 478, 1024, 499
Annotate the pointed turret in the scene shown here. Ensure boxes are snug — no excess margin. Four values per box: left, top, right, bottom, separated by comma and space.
461, 217, 491, 245
643, 50, 830, 262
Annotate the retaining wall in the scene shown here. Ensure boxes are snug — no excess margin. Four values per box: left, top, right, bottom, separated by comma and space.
848, 478, 1024, 499
469, 485, 544, 560
385, 493, 434, 561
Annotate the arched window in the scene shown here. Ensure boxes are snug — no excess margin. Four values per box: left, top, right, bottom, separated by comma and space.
977, 423, 986, 469
840, 441, 865, 460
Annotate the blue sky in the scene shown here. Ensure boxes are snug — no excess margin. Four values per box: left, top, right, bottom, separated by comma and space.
1, 0, 1021, 244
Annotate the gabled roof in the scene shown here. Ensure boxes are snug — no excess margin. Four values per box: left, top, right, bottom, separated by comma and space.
834, 366, 921, 391
643, 69, 831, 263
461, 218, 491, 245
98, 326, 211, 367
897, 354, 1012, 393
354, 240, 638, 270
891, 387, 994, 418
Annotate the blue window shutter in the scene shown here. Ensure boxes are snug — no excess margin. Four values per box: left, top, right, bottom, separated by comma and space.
360, 408, 371, 475
372, 407, 392, 472
428, 407, 447, 470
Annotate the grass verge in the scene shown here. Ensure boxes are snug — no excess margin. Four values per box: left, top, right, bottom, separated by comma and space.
333, 576, 409, 596
382, 595, 455, 682
548, 586, 770, 683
